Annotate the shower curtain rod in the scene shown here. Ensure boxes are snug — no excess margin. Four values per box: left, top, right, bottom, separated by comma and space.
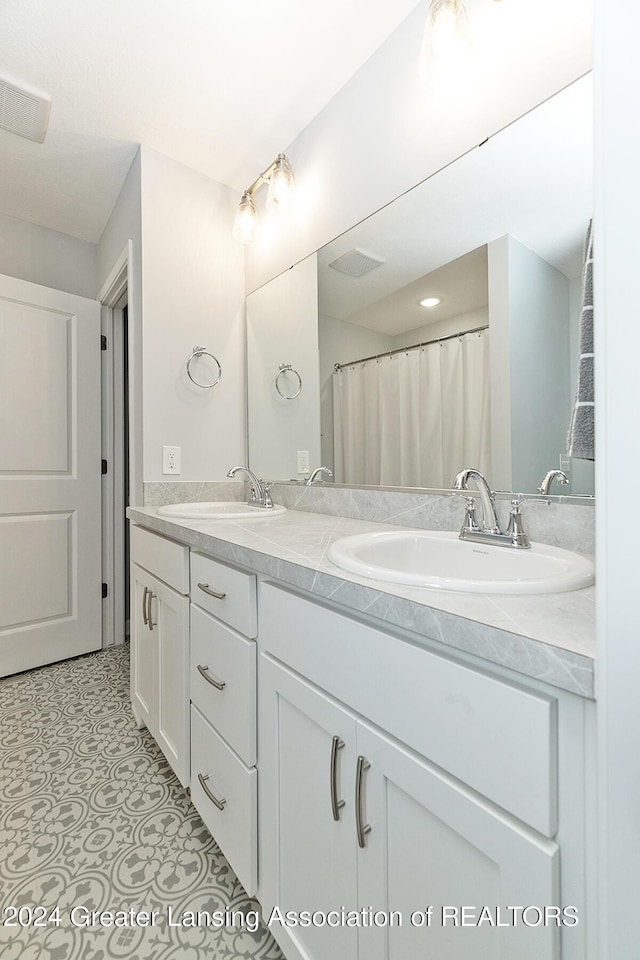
333, 324, 489, 372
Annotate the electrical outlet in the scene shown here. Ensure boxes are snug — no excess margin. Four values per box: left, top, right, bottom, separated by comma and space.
559, 454, 572, 476
297, 450, 310, 474
162, 445, 181, 474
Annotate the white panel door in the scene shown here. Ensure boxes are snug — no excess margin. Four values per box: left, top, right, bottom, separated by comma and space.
0, 274, 101, 676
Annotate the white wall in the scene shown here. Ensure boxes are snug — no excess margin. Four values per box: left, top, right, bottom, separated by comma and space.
98, 149, 144, 504
247, 255, 320, 480
393, 306, 487, 350
245, 0, 591, 293
98, 150, 142, 296
0, 211, 97, 299
99, 147, 246, 490
139, 147, 246, 483
319, 314, 393, 471
595, 2, 640, 956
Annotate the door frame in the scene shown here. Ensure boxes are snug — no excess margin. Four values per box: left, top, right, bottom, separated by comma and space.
99, 240, 142, 646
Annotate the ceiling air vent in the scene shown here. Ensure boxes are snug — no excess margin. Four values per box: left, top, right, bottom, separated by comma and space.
328, 248, 385, 278
0, 77, 52, 143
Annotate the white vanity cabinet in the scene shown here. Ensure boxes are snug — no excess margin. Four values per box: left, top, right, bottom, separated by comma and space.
258, 582, 578, 960
130, 525, 190, 786
189, 552, 258, 896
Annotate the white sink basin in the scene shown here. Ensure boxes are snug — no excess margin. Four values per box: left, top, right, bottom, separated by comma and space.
327, 530, 594, 594
157, 501, 287, 520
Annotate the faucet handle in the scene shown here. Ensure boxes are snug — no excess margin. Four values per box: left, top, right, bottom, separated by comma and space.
261, 482, 273, 508
461, 497, 481, 534
506, 499, 530, 548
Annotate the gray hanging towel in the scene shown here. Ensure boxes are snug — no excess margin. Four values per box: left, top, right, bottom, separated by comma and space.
567, 220, 594, 460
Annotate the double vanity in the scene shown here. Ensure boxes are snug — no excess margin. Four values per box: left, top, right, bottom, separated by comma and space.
128, 485, 595, 960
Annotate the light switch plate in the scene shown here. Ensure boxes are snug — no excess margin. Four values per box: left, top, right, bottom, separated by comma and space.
162, 445, 181, 474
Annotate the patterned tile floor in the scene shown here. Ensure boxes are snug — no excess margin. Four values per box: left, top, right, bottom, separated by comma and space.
0, 644, 284, 959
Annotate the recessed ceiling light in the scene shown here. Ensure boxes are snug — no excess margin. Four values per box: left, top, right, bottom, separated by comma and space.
419, 297, 441, 308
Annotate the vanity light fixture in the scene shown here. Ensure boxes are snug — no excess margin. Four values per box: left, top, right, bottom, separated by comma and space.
420, 0, 471, 75
419, 296, 441, 308
233, 192, 259, 245
232, 152, 296, 244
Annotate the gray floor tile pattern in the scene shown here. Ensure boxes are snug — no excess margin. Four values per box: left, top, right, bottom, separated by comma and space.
0, 645, 284, 959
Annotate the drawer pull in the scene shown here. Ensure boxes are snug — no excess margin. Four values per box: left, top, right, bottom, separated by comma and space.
146, 590, 156, 631
355, 755, 371, 848
197, 664, 226, 691
198, 773, 227, 811
330, 736, 345, 821
142, 585, 149, 625
197, 582, 227, 601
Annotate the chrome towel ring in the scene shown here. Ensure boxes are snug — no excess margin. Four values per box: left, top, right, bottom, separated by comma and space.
275, 362, 302, 400
186, 346, 222, 389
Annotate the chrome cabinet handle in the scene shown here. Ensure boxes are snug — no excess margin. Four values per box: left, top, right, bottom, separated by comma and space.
355, 755, 371, 848
330, 736, 345, 821
197, 582, 227, 600
197, 664, 226, 691
142, 585, 149, 625
198, 773, 226, 811
146, 590, 155, 631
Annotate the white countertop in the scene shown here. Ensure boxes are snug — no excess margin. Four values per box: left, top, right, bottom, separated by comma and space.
127, 505, 595, 699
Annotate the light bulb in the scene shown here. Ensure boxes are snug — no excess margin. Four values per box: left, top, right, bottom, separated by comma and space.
420, 297, 441, 308
266, 154, 296, 212
420, 0, 471, 77
233, 192, 259, 244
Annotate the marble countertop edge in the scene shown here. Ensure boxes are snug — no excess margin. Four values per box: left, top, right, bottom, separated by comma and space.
127, 506, 595, 700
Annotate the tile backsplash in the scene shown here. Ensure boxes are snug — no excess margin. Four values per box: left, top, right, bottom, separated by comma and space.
143, 480, 244, 507
269, 483, 595, 556
142, 480, 594, 556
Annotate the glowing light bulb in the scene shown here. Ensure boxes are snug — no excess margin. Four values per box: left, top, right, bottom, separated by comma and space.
266, 154, 296, 212
420, 0, 472, 82
233, 192, 259, 244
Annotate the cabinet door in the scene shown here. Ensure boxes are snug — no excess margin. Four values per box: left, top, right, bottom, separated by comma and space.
153, 578, 190, 787
130, 564, 189, 787
130, 563, 155, 732
259, 655, 359, 960
356, 722, 560, 960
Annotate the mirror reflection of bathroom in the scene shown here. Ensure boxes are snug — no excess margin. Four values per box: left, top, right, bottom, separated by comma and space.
248, 75, 594, 497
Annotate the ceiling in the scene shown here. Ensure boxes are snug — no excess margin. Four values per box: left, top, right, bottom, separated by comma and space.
0, 0, 421, 243
347, 246, 488, 337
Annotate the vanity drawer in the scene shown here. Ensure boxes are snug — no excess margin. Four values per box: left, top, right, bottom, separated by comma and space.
190, 553, 257, 638
260, 582, 558, 838
190, 604, 256, 766
190, 704, 257, 896
131, 525, 189, 594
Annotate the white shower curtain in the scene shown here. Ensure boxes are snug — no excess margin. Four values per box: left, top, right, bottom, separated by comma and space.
333, 329, 491, 488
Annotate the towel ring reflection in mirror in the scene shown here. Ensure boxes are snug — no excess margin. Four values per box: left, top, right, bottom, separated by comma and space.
186, 346, 222, 389
275, 362, 302, 400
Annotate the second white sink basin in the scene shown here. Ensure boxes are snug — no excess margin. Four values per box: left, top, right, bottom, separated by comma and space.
157, 501, 287, 520
327, 530, 594, 594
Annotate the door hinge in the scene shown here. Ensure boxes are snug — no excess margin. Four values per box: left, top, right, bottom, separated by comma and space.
102, 582, 108, 599
101, 459, 108, 475
101, 334, 107, 351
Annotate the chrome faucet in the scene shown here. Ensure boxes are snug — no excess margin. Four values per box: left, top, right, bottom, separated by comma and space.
538, 469, 569, 496
226, 465, 273, 508
306, 466, 333, 485
453, 467, 530, 549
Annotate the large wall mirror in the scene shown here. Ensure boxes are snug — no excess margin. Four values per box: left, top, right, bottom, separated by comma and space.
247, 75, 594, 497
